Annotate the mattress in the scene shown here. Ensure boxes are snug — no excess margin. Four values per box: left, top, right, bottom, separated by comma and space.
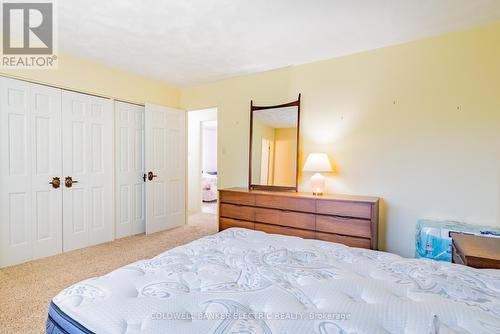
48, 228, 500, 334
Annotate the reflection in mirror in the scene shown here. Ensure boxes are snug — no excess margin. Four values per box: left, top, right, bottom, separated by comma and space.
251, 106, 298, 188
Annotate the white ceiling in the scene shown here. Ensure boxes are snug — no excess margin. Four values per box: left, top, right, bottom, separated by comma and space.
254, 107, 298, 128
58, 0, 500, 86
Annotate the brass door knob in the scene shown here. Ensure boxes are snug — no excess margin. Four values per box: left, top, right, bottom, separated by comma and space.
147, 171, 158, 181
49, 177, 61, 189
65, 176, 79, 188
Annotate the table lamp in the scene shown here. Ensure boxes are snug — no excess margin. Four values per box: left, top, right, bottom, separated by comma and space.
303, 153, 332, 195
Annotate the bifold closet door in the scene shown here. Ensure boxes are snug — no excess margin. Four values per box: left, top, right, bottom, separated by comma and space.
0, 77, 62, 267
115, 101, 145, 238
62, 91, 113, 252
145, 103, 186, 234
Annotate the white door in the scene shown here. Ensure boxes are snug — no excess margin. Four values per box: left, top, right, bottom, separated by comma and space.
145, 103, 185, 234
115, 101, 145, 238
31, 83, 63, 259
62, 91, 113, 252
260, 139, 270, 184
0, 77, 62, 267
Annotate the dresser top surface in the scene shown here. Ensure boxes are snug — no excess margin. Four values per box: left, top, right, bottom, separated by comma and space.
219, 187, 379, 203
451, 233, 500, 261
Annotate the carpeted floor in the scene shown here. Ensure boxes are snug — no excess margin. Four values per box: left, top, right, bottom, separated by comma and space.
0, 212, 217, 334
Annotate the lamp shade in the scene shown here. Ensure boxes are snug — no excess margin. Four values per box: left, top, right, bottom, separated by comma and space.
303, 153, 332, 172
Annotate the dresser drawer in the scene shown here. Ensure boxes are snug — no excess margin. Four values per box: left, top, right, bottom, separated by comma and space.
316, 216, 371, 238
220, 191, 255, 206
220, 203, 255, 221
316, 231, 371, 249
219, 218, 255, 231
316, 200, 372, 219
254, 207, 315, 230
255, 194, 315, 213
255, 223, 315, 239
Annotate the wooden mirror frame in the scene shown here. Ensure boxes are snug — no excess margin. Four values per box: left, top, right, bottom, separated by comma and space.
248, 94, 301, 192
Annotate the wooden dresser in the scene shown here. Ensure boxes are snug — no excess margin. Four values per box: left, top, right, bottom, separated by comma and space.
218, 188, 380, 250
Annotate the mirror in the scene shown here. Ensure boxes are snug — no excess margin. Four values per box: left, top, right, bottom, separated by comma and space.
249, 95, 300, 191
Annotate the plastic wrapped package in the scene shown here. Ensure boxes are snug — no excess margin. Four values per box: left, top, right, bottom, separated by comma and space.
415, 219, 500, 262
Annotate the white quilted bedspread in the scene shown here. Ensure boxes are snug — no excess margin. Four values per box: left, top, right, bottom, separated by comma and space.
53, 228, 500, 334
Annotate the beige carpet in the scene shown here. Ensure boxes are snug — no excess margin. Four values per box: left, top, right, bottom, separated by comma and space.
0, 213, 217, 334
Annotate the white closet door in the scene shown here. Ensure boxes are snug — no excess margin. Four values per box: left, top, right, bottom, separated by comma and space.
62, 91, 113, 252
115, 101, 145, 238
30, 83, 63, 259
0, 78, 32, 266
0, 77, 62, 267
145, 103, 185, 234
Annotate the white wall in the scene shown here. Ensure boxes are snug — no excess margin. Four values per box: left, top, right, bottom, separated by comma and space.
188, 108, 217, 212
202, 124, 217, 173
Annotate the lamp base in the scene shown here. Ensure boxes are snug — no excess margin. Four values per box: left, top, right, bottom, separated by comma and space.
310, 172, 326, 196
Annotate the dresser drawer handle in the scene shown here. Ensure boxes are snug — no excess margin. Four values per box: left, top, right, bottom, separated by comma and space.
331, 215, 353, 221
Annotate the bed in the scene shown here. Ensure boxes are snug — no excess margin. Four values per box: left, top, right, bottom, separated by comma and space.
47, 228, 500, 334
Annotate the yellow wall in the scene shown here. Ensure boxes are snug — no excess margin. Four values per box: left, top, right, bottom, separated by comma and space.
273, 128, 297, 186
181, 21, 500, 257
0, 52, 180, 107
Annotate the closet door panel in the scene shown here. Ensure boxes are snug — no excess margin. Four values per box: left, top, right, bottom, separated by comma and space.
165, 111, 185, 227
62, 92, 88, 251
145, 106, 167, 233
62, 91, 113, 251
88, 98, 113, 246
0, 78, 62, 267
145, 103, 185, 234
115, 101, 145, 238
0, 78, 32, 266
30, 84, 62, 259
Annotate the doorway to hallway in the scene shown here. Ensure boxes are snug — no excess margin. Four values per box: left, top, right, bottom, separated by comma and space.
187, 108, 218, 216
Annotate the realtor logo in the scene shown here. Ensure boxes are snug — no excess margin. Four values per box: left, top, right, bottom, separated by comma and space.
1, 0, 57, 68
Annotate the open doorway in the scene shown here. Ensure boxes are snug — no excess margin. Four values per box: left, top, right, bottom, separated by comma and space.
200, 120, 217, 214
188, 108, 218, 216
